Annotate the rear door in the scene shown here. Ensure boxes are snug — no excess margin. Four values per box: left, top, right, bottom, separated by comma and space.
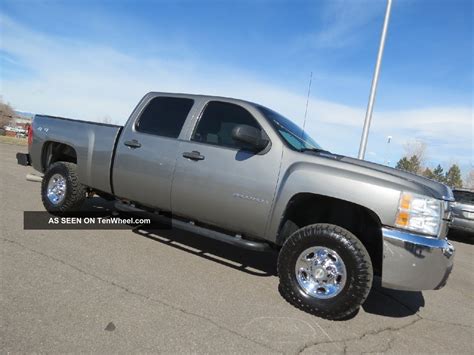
112, 95, 195, 210
171, 100, 282, 238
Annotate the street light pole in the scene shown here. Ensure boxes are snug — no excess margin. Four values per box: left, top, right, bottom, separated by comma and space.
358, 0, 393, 160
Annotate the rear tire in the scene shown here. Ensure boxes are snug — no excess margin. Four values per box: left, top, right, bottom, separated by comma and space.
41, 162, 86, 214
278, 223, 373, 320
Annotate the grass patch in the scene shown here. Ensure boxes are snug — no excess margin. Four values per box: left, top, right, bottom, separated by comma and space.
0, 136, 28, 146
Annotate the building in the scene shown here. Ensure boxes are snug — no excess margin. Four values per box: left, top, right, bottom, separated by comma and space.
4, 113, 33, 137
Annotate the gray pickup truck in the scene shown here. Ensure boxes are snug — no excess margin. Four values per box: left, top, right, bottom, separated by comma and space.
17, 92, 455, 320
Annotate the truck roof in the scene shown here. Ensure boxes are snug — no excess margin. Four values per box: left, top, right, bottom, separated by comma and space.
146, 91, 260, 107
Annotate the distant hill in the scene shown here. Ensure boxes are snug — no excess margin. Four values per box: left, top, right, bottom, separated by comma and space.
14, 111, 35, 120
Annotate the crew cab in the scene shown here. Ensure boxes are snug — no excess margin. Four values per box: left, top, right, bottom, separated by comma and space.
17, 92, 455, 319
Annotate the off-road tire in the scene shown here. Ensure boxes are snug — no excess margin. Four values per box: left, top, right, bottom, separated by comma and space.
41, 162, 86, 214
278, 223, 373, 320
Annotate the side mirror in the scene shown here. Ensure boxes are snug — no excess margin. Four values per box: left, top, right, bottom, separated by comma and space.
231, 125, 269, 151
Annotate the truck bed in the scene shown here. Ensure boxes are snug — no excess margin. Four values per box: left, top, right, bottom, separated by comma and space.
30, 115, 123, 194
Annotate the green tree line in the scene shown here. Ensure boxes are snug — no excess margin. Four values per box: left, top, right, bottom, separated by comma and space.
395, 155, 464, 188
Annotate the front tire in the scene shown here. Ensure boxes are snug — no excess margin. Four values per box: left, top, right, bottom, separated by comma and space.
41, 162, 86, 214
278, 223, 373, 320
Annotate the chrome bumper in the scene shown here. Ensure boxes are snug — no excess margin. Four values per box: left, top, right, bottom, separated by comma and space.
382, 227, 455, 291
450, 217, 474, 233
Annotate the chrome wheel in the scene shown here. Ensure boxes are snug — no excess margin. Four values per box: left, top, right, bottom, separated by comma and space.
295, 246, 347, 299
46, 173, 67, 205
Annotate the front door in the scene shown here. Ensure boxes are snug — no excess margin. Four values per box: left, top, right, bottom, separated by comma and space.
171, 101, 282, 238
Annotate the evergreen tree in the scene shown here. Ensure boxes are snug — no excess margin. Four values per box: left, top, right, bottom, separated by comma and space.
408, 155, 421, 174
395, 157, 411, 172
445, 164, 463, 188
395, 155, 421, 173
432, 164, 445, 183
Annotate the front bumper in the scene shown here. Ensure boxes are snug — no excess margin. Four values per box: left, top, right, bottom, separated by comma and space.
382, 227, 454, 291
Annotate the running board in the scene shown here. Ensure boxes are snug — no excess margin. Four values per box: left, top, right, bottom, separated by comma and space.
114, 201, 273, 252
26, 173, 43, 182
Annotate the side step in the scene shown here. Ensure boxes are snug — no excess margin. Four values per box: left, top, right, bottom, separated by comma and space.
26, 174, 43, 182
115, 201, 273, 252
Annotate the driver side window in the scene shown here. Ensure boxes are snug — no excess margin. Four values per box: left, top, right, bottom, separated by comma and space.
192, 101, 261, 149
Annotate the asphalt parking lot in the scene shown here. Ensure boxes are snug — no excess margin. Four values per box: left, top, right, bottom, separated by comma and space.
1, 142, 473, 354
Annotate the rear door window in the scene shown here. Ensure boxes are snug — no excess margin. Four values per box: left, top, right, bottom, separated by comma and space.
136, 97, 194, 138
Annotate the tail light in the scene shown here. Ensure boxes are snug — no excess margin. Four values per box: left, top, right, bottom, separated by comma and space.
28, 125, 33, 147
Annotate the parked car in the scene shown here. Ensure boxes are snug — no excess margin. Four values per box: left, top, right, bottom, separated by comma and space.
17, 92, 455, 320
450, 189, 474, 234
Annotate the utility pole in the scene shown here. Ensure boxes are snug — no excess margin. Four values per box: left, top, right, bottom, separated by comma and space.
358, 0, 393, 160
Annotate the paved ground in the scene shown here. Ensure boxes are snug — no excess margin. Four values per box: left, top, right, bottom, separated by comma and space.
1, 142, 473, 354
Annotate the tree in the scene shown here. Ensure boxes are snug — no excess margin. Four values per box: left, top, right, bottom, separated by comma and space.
396, 157, 411, 171
395, 155, 421, 174
422, 167, 435, 180
432, 164, 445, 183
465, 170, 474, 189
445, 164, 463, 188
408, 155, 421, 174
403, 139, 427, 168
0, 97, 15, 128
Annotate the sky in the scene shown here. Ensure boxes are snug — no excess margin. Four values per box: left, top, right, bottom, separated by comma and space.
0, 0, 472, 176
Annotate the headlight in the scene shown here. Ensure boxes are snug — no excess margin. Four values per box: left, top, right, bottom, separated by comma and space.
395, 192, 442, 236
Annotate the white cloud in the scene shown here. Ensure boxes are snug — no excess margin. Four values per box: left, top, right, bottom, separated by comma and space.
1, 15, 472, 171
296, 0, 385, 49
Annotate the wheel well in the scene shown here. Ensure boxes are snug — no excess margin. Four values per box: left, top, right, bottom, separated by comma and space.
277, 193, 383, 276
42, 142, 77, 170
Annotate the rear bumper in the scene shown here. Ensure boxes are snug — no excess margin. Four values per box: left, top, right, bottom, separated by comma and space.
16, 152, 31, 166
381, 227, 454, 291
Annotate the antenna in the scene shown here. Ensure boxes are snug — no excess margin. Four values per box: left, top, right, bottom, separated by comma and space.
302, 71, 313, 136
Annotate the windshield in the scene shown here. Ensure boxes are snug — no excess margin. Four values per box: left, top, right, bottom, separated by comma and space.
257, 105, 323, 151
453, 190, 474, 205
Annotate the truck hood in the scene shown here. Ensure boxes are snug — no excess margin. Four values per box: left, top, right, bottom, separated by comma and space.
315, 152, 454, 201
